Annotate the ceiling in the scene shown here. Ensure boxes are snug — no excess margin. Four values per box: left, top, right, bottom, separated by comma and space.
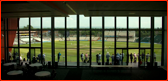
1, 1, 167, 17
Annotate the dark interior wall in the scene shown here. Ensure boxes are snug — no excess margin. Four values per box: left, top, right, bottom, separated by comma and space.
1, 18, 18, 60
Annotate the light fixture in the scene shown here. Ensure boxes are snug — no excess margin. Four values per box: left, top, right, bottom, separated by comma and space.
63, 1, 76, 14
129, 12, 135, 15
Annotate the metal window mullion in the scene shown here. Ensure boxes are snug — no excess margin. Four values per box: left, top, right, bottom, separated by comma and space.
151, 16, 154, 67
114, 16, 116, 65
65, 17, 67, 67
29, 17, 31, 64
6, 18, 9, 62
127, 16, 128, 65
77, 14, 79, 67
3, 18, 7, 62
18, 18, 20, 64
90, 16, 92, 66
138, 16, 140, 67
102, 16, 104, 65
41, 17, 43, 64
161, 16, 164, 66
51, 17, 55, 67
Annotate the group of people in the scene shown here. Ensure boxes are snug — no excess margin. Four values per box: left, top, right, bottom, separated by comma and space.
9, 52, 22, 61
80, 53, 91, 63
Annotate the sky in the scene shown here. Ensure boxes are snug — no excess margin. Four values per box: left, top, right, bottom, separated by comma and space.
19, 15, 162, 29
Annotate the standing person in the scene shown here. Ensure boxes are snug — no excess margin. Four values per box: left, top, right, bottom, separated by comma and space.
106, 52, 110, 64
96, 54, 99, 63
38, 53, 42, 63
27, 52, 30, 61
85, 53, 88, 63
119, 53, 123, 65
116, 53, 120, 65
81, 53, 84, 62
133, 53, 137, 63
142, 53, 145, 61
42, 54, 46, 64
154, 52, 156, 62
130, 53, 133, 63
98, 53, 101, 62
9, 52, 11, 61
111, 54, 114, 65
122, 53, 124, 60
58, 52, 61, 62
146, 53, 150, 62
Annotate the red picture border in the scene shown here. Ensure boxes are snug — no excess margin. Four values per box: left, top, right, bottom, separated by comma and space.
0, 0, 167, 81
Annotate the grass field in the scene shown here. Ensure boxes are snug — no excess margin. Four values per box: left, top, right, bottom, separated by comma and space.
12, 41, 162, 63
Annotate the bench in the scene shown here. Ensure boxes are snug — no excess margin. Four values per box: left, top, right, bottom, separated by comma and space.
91, 65, 133, 73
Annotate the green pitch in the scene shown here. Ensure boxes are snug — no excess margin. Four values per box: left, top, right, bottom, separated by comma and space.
12, 41, 162, 63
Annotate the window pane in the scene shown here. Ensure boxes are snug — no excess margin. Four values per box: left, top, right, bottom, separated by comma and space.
117, 17, 127, 29
31, 31, 41, 47
67, 30, 77, 48
43, 48, 51, 62
92, 49, 102, 65
55, 31, 65, 48
92, 31, 102, 48
80, 49, 90, 66
80, 15, 89, 29
116, 31, 127, 48
154, 17, 162, 29
19, 31, 29, 47
55, 17, 65, 29
92, 17, 102, 29
31, 17, 40, 29
19, 18, 29, 30
140, 31, 151, 48
67, 15, 76, 29
141, 17, 151, 29
55, 49, 65, 66
43, 17, 51, 29
80, 31, 90, 48
67, 49, 77, 66
129, 17, 139, 29
154, 49, 161, 66
42, 31, 51, 48
128, 31, 139, 48
154, 31, 162, 48
104, 30, 115, 48
105, 17, 114, 29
